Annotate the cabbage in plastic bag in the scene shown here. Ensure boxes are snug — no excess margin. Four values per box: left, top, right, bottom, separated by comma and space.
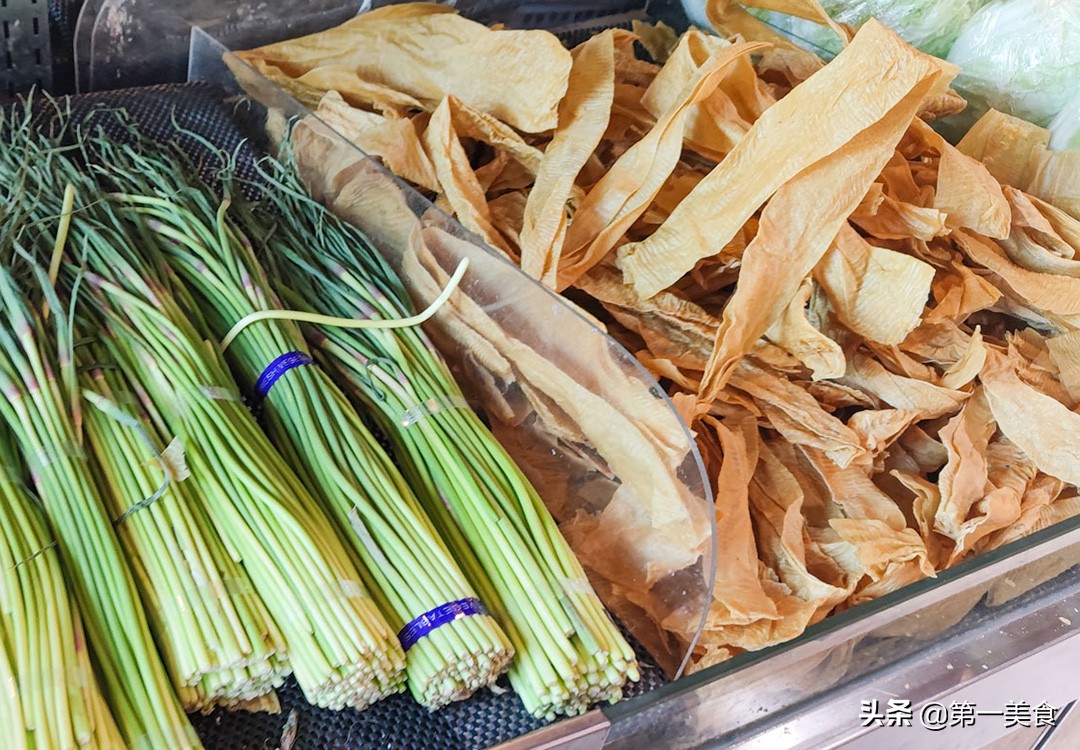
1049, 97, 1080, 152
681, 1, 992, 59
947, 0, 1080, 129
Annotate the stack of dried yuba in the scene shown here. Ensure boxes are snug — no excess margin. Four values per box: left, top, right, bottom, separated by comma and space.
0, 431, 125, 749
239, 0, 1080, 672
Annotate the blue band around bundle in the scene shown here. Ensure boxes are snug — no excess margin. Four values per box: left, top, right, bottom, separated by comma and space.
250, 351, 314, 409
398, 598, 488, 652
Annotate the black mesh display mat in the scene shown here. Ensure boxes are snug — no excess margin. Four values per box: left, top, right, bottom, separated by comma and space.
47, 0, 79, 93
11, 81, 667, 750
191, 657, 664, 750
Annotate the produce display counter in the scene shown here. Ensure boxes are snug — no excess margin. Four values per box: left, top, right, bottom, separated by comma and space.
190, 9, 1080, 746
11, 2, 1079, 749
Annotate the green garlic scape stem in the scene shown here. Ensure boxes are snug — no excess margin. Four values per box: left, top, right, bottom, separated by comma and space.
0, 429, 125, 749
0, 264, 199, 747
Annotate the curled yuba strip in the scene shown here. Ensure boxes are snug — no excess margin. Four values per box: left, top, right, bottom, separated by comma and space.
237, 8, 572, 133
520, 31, 616, 286
558, 39, 769, 291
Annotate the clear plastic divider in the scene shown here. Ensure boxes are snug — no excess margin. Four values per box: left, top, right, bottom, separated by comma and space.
187, 17, 715, 679
74, 0, 370, 92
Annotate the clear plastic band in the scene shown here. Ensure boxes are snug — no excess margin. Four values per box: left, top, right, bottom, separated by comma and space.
114, 485, 168, 525
397, 598, 489, 652
347, 508, 392, 571
84, 389, 183, 524
339, 579, 366, 600
173, 385, 241, 417
399, 394, 470, 427
29, 441, 85, 473
198, 385, 239, 402
115, 438, 190, 527
559, 577, 594, 595
154, 438, 191, 483
12, 541, 57, 568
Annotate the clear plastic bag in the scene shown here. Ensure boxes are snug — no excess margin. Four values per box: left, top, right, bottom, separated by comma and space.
1049, 97, 1080, 152
947, 0, 1080, 129
680, 0, 992, 59
74, 0, 648, 93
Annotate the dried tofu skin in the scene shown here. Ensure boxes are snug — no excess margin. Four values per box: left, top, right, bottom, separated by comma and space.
641, 30, 768, 163
238, 9, 571, 133
840, 350, 969, 419
704, 0, 848, 62
558, 40, 769, 292
632, 20, 680, 64
957, 109, 1080, 220
748, 437, 852, 613
928, 258, 1003, 322
947, 435, 1032, 563
982, 491, 1079, 554
955, 230, 1080, 319
933, 389, 996, 546
704, 416, 784, 628
957, 109, 1050, 189
520, 31, 616, 287
733, 0, 850, 44
315, 91, 439, 192
1047, 331, 1080, 405
754, 47, 824, 92
579, 264, 719, 372
815, 225, 935, 346
422, 96, 545, 258
997, 188, 1080, 278
617, 20, 955, 300
847, 409, 921, 456
488, 191, 528, 250
908, 119, 1011, 239
940, 327, 987, 389
270, 4, 1080, 677
289, 117, 425, 254
851, 194, 949, 242
729, 360, 870, 469
698, 73, 947, 398
763, 280, 845, 380
238, 57, 337, 110
981, 350, 1080, 488
1027, 149, 1080, 222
